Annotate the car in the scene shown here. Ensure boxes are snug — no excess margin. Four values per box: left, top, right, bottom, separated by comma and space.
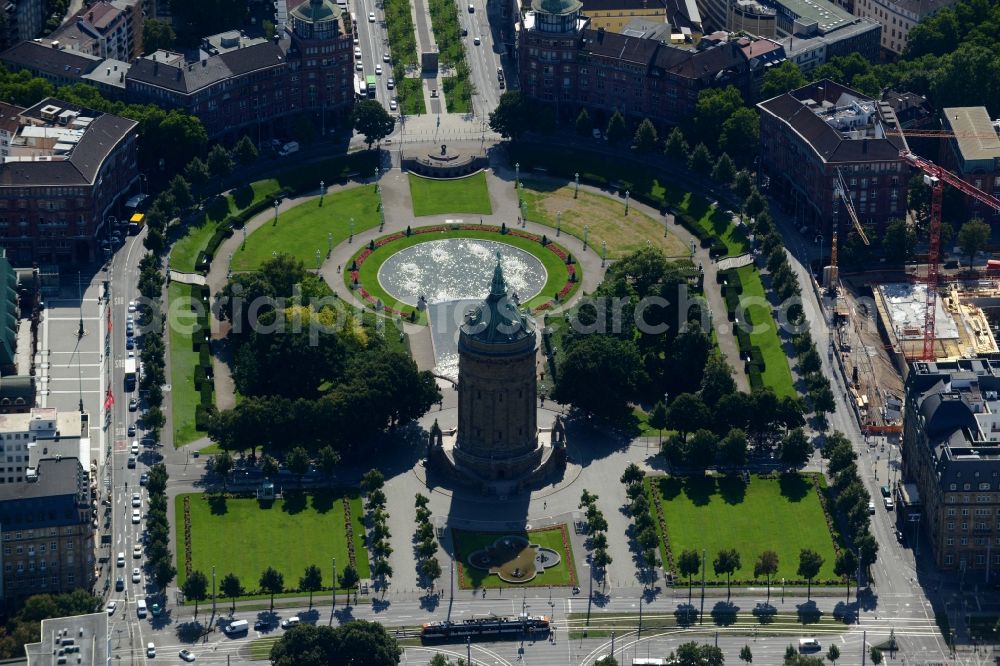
146, 643, 156, 658
375, 64, 382, 75
126, 338, 135, 350
383, 51, 390, 62
355, 61, 363, 71
880, 485, 891, 498
592, 128, 602, 139
387, 77, 395, 89
139, 472, 149, 485
254, 619, 271, 631
368, 11, 375, 21
132, 567, 141, 583
115, 577, 125, 591
798, 638, 821, 652
468, 2, 474, 10
126, 322, 134, 336
431, 89, 438, 98
179, 649, 196, 662
150, 602, 163, 617
497, 66, 504, 80
132, 492, 141, 507
354, 46, 361, 58
133, 543, 143, 558
106, 601, 117, 615
128, 301, 137, 313
126, 313, 134, 324
127, 350, 135, 359
473, 36, 481, 44
498, 79, 505, 88
389, 99, 397, 111
353, 35, 359, 44
132, 508, 141, 524
461, 26, 467, 35
280, 616, 300, 629
128, 398, 138, 411
117, 551, 126, 567
868, 500, 876, 515
127, 456, 137, 469
131, 441, 140, 455
128, 423, 136, 436
884, 496, 894, 510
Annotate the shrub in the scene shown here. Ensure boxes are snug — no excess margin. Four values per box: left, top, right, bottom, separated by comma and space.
709, 239, 728, 258
748, 366, 764, 389
194, 365, 206, 390
199, 343, 211, 366
199, 382, 213, 406
735, 327, 751, 354
195, 404, 213, 431
749, 346, 765, 370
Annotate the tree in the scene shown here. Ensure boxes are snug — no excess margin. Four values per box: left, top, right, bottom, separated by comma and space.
317, 445, 340, 479
740, 644, 753, 663
869, 647, 883, 664
169, 175, 194, 213
713, 548, 741, 598
262, 454, 279, 478
551, 335, 646, 417
420, 557, 443, 590
269, 620, 400, 666
214, 451, 234, 490
352, 99, 396, 149
826, 644, 840, 664
754, 550, 779, 600
142, 18, 175, 52
691, 86, 743, 151
688, 142, 712, 176
712, 152, 736, 185
834, 550, 857, 602
340, 564, 360, 602
666, 393, 710, 442
185, 156, 210, 193
575, 108, 593, 136
620, 462, 645, 486
648, 400, 668, 445
361, 468, 385, 494
957, 218, 990, 269
606, 109, 628, 144
687, 428, 718, 470
595, 656, 619, 666
206, 143, 233, 183
286, 446, 311, 481
731, 172, 753, 201
779, 428, 813, 468
373, 559, 393, 592
489, 91, 532, 140
233, 135, 258, 165
721, 107, 758, 167
881, 218, 915, 265
299, 565, 323, 608
259, 566, 285, 610
153, 558, 176, 589
220, 573, 244, 612
760, 60, 807, 99
797, 549, 824, 600
719, 428, 748, 468
665, 126, 689, 161
674, 641, 725, 666
744, 188, 766, 220
633, 118, 658, 152
700, 355, 736, 407
182, 570, 209, 617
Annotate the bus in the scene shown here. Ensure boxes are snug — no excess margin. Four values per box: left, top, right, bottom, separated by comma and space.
128, 212, 145, 235
366, 75, 377, 97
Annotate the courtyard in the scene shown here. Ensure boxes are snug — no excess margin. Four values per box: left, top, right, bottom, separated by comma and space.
649, 474, 839, 584
176, 490, 370, 595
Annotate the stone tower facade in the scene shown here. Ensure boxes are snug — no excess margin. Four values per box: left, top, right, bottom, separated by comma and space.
453, 255, 542, 479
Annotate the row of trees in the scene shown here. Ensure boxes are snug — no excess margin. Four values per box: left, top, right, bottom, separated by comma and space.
362, 470, 394, 594
674, 546, 828, 601
142, 465, 177, 594
579, 489, 612, 581
822, 432, 880, 572
269, 620, 402, 666
413, 493, 443, 593
620, 464, 659, 586
135, 254, 167, 439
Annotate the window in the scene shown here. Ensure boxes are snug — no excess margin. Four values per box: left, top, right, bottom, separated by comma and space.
947, 522, 955, 530
946, 537, 954, 545
961, 537, 968, 545
980, 483, 991, 490
945, 554, 954, 565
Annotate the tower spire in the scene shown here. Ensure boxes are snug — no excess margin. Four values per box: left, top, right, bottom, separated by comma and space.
489, 251, 507, 299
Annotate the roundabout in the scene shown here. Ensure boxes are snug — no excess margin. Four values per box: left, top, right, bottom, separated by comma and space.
345, 225, 581, 321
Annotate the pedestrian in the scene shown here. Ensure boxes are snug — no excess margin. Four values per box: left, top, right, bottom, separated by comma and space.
543, 501, 546, 510
480, 217, 483, 225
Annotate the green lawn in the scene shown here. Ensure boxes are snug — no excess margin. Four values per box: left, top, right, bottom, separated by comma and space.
453, 527, 578, 589
177, 491, 370, 594
167, 282, 204, 446
443, 76, 472, 113
231, 185, 380, 272
736, 265, 795, 398
408, 172, 493, 216
650, 474, 839, 584
397, 78, 427, 115
683, 193, 749, 256
349, 228, 577, 320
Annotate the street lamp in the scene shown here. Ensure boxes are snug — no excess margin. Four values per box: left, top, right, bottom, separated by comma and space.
664, 212, 670, 237
520, 200, 527, 226
624, 190, 630, 215
556, 211, 561, 237
316, 248, 322, 269
320, 179, 325, 205
515, 162, 520, 187
273, 199, 279, 225
332, 557, 337, 612
242, 225, 247, 247
583, 225, 590, 251
574, 172, 579, 198
349, 218, 354, 243
601, 241, 607, 268
327, 232, 333, 257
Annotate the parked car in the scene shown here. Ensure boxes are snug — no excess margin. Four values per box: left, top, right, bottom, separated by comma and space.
131, 441, 140, 455
126, 338, 135, 350
179, 649, 196, 662
368, 11, 375, 21
128, 301, 137, 313
383, 51, 390, 62
280, 616, 300, 629
880, 485, 891, 498
132, 508, 141, 524
389, 99, 397, 111
127, 423, 136, 436
146, 642, 156, 658
867, 500, 876, 515
473, 36, 481, 44
592, 128, 602, 139
140, 472, 149, 485
128, 398, 138, 411
106, 601, 117, 615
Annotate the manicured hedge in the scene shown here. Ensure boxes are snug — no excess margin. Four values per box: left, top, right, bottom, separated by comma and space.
195, 404, 213, 430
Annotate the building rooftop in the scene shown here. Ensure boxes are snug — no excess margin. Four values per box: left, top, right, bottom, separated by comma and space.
0, 456, 83, 503
201, 30, 270, 56
781, 16, 880, 57
942, 106, 1000, 168
0, 101, 22, 135
887, 0, 959, 17
0, 98, 136, 186
0, 406, 83, 437
581, 0, 665, 11
460, 255, 535, 347
0, 40, 103, 81
128, 41, 287, 94
80, 58, 130, 89
579, 27, 662, 63
759, 79, 907, 163
776, 0, 854, 33
24, 612, 108, 666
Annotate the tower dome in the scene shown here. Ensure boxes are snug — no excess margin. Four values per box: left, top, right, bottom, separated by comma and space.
290, 0, 343, 39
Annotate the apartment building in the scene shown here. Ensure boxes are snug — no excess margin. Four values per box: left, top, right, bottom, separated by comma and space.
853, 0, 957, 55
580, 0, 668, 33
903, 359, 1000, 576
0, 98, 138, 264
48, 0, 143, 61
758, 79, 909, 237
941, 107, 1000, 222
779, 16, 881, 73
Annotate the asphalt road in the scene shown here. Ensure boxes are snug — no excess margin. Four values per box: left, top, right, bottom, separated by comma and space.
354, 0, 394, 109
461, 0, 503, 119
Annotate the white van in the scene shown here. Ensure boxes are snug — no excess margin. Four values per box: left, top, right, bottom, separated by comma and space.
278, 141, 299, 157
798, 638, 821, 652
136, 599, 147, 618
225, 619, 249, 635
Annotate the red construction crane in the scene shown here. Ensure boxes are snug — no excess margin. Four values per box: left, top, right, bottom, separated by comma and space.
899, 151, 1000, 360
